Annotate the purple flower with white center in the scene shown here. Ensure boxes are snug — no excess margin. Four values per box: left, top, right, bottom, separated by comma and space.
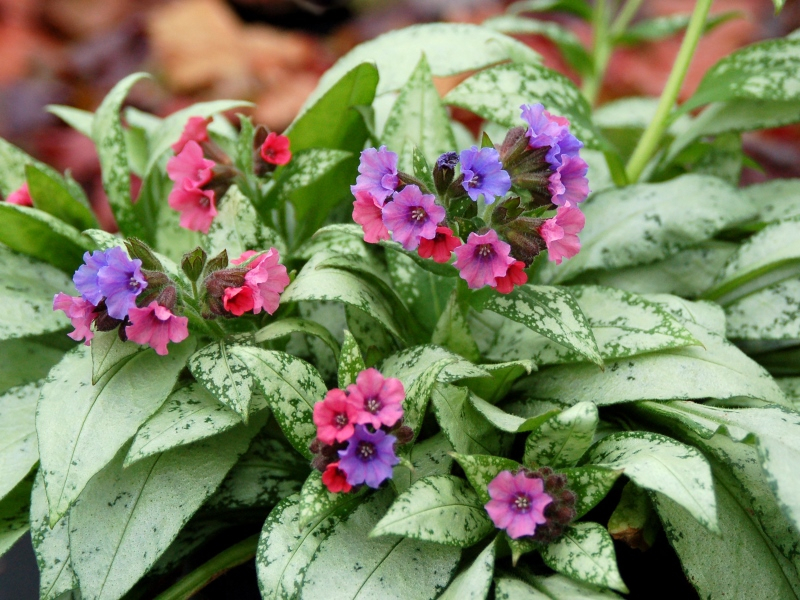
485, 470, 552, 539
381, 185, 445, 251
549, 155, 590, 207
453, 229, 515, 289
73, 250, 111, 306
460, 146, 511, 204
355, 146, 399, 205
337, 425, 399, 488
96, 246, 147, 320
520, 104, 582, 169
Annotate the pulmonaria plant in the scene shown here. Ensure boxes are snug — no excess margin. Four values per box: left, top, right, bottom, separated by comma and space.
350, 103, 590, 293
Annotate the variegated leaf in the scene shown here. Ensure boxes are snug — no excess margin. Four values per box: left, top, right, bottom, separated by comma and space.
431, 383, 507, 456
298, 470, 362, 527
90, 330, 143, 384
0, 381, 41, 502
469, 395, 556, 433
0, 476, 31, 558
524, 402, 599, 467
338, 330, 365, 389
393, 433, 454, 494
725, 277, 800, 340
438, 537, 497, 600
188, 341, 254, 421
254, 317, 340, 362
30, 472, 76, 600
451, 453, 520, 504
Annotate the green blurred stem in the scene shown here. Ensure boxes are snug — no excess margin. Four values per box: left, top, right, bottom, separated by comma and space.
610, 0, 644, 37
582, 0, 611, 105
154, 534, 259, 600
625, 0, 714, 183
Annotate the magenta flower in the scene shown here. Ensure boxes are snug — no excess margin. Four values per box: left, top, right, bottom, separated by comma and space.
5, 183, 33, 206
171, 116, 212, 153
53, 293, 96, 345
355, 146, 398, 204
313, 388, 361, 445
260, 132, 292, 166
73, 250, 111, 306
485, 470, 552, 539
494, 260, 527, 294
549, 155, 589, 207
352, 186, 390, 244
96, 246, 147, 320
418, 226, 461, 263
338, 425, 399, 488
520, 103, 583, 169
453, 229, 515, 289
125, 302, 189, 356
231, 250, 258, 265
459, 146, 511, 204
168, 186, 217, 234
539, 206, 585, 265
243, 248, 290, 315
167, 141, 214, 188
347, 368, 405, 430
222, 286, 255, 316
381, 185, 445, 251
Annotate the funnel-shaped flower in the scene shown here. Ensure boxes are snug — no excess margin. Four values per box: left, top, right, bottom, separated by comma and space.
381, 185, 444, 251
453, 229, 515, 289
485, 470, 552, 539
125, 302, 189, 355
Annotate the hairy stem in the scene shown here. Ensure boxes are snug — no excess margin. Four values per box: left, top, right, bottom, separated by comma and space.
625, 0, 714, 183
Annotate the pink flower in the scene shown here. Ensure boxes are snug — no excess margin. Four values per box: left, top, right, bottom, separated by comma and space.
168, 186, 217, 234
171, 116, 212, 153
231, 250, 258, 265
485, 470, 552, 539
313, 388, 361, 445
494, 260, 527, 294
381, 185, 445, 251
243, 248, 290, 315
539, 206, 585, 265
322, 462, 352, 493
347, 368, 404, 429
417, 226, 461, 263
125, 302, 189, 356
453, 229, 515, 289
223, 286, 255, 316
549, 155, 589, 207
166, 141, 214, 188
352, 186, 390, 244
52, 293, 95, 345
260, 132, 292, 165
5, 183, 33, 206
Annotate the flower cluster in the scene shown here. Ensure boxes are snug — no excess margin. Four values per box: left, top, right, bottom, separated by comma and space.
485, 467, 577, 541
351, 104, 590, 292
166, 116, 292, 234
310, 368, 411, 493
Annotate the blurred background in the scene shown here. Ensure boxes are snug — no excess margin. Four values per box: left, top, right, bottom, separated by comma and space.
0, 0, 798, 597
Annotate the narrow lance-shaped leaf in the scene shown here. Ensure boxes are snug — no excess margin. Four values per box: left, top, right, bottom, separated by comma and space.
338, 330, 366, 388
31, 473, 76, 600
0, 477, 32, 558
254, 317, 341, 363
439, 537, 497, 600
25, 164, 96, 231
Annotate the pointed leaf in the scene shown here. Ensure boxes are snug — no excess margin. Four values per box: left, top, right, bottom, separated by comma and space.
0, 381, 41, 502
254, 317, 340, 362
338, 330, 365, 388
561, 466, 622, 519
439, 537, 496, 600
0, 477, 32, 558
524, 402, 599, 467
188, 341, 253, 421
31, 473, 76, 600
90, 330, 143, 384
469, 395, 556, 433
452, 453, 521, 504
432, 383, 507, 456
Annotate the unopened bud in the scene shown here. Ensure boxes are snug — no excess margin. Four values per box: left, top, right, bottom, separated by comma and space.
397, 171, 431, 194
203, 250, 229, 277
433, 151, 458, 196
181, 246, 207, 283
394, 426, 414, 445
490, 196, 524, 227
156, 285, 177, 310
502, 218, 547, 266
125, 238, 164, 272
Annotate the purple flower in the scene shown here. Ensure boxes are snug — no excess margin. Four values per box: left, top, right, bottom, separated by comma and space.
459, 146, 511, 204
485, 470, 552, 539
549, 155, 590, 207
453, 229, 515, 289
337, 425, 399, 488
436, 151, 459, 170
96, 247, 147, 320
381, 185, 445, 251
520, 104, 582, 168
355, 146, 399, 205
73, 250, 110, 306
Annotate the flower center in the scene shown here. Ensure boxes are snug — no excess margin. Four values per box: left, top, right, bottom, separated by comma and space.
356, 441, 376, 462
410, 207, 427, 222
477, 244, 494, 258
467, 172, 482, 188
199, 195, 210, 207
514, 493, 532, 513
334, 413, 348, 428
128, 276, 141, 290
365, 397, 382, 414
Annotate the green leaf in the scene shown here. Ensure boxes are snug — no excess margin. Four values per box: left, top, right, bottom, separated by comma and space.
452, 453, 521, 504
615, 11, 740, 44
524, 402, 599, 467
464, 360, 536, 403
524, 322, 787, 407
725, 277, 800, 340
444, 62, 601, 149
540, 522, 628, 593
561, 466, 622, 519
30, 473, 76, 600
743, 178, 800, 226
588, 431, 719, 532
508, 0, 592, 19
382, 55, 457, 168
539, 175, 756, 285
0, 136, 67, 197
0, 338, 64, 395
47, 105, 94, 137
256, 492, 363, 600
90, 330, 143, 384
477, 285, 602, 366
254, 317, 341, 362
298, 470, 360, 528
431, 286, 481, 362
607, 482, 659, 551
432, 383, 508, 456
305, 23, 540, 105
393, 433, 454, 494
0, 204, 90, 272
439, 537, 497, 600
38, 340, 195, 524
234, 347, 327, 459
69, 418, 261, 600
0, 476, 32, 558
126, 383, 268, 465
0, 246, 74, 341
25, 164, 96, 230
642, 294, 727, 336
683, 38, 800, 112
0, 381, 41, 502
469, 396, 555, 434
299, 490, 461, 600
338, 330, 365, 388
371, 474, 494, 547
91, 72, 150, 239
188, 341, 254, 421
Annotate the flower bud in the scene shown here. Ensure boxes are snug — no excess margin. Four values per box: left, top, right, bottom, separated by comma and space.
433, 151, 458, 196
203, 249, 229, 278
394, 425, 414, 445
181, 246, 207, 283
125, 238, 164, 272
500, 217, 547, 266
523, 466, 578, 544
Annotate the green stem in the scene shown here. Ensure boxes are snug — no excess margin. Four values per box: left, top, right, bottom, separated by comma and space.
625, 0, 714, 183
154, 535, 259, 600
610, 0, 644, 37
582, 0, 611, 106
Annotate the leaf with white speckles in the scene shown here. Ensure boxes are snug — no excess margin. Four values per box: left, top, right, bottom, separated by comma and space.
523, 402, 598, 468
439, 537, 496, 600
0, 381, 41, 502
69, 418, 262, 600
494, 577, 550, 599
431, 383, 508, 456
725, 277, 800, 340
0, 338, 64, 396
742, 178, 800, 226
300, 489, 461, 600
234, 347, 326, 459
298, 470, 363, 528
90, 330, 143, 384
255, 317, 341, 363
463, 361, 536, 404
479, 285, 602, 366
0, 476, 31, 558
30, 472, 76, 600
642, 294, 727, 336
540, 522, 628, 593
469, 395, 556, 433
444, 62, 601, 149
189, 341, 254, 421
393, 433, 454, 494
451, 453, 520, 504
560, 466, 622, 519
588, 431, 718, 533
338, 330, 365, 388
38, 340, 195, 525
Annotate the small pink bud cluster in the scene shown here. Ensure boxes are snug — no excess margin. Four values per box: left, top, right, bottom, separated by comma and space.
310, 368, 411, 493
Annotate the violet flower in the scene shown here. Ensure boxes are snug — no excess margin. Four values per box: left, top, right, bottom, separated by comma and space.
96, 246, 147, 320
459, 146, 511, 204
381, 185, 445, 251
355, 146, 399, 204
453, 229, 515, 289
485, 470, 552, 539
338, 425, 399, 488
